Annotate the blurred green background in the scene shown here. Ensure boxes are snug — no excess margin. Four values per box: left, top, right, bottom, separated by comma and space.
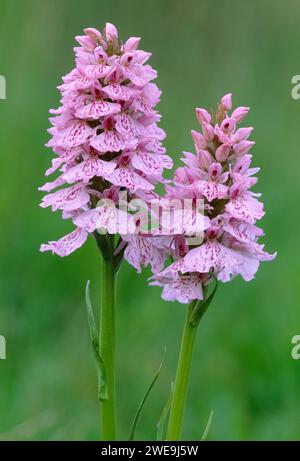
0, 0, 298, 441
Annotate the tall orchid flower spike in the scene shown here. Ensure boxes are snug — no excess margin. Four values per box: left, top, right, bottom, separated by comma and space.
149, 94, 277, 440
39, 23, 172, 441
40, 23, 172, 257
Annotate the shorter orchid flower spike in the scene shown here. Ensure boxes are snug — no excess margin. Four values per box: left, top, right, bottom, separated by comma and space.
148, 93, 276, 304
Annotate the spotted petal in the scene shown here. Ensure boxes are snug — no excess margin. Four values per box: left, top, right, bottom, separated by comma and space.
183, 240, 243, 274
90, 130, 126, 153
123, 235, 165, 273
197, 180, 228, 202
74, 202, 130, 234
101, 83, 139, 101
150, 274, 204, 304
109, 167, 154, 192
50, 121, 95, 149
40, 185, 90, 212
131, 152, 173, 178
76, 101, 121, 119
226, 193, 265, 223
63, 157, 116, 183
40, 228, 88, 257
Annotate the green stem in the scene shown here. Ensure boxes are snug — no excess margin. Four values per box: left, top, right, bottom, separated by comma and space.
166, 303, 198, 441
166, 281, 218, 441
99, 235, 116, 440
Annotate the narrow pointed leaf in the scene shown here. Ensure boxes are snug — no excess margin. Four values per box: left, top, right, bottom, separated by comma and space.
85, 281, 108, 401
129, 351, 166, 441
201, 410, 214, 441
86, 280, 98, 341
156, 382, 174, 441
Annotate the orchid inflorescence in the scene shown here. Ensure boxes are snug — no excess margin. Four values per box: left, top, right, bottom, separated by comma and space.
39, 22, 172, 259
149, 92, 276, 303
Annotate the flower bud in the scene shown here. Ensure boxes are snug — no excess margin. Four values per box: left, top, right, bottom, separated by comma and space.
197, 149, 212, 170
231, 106, 250, 123
196, 107, 212, 125
191, 130, 206, 150
234, 127, 253, 142
105, 22, 118, 41
84, 28, 102, 41
124, 37, 141, 52
221, 93, 232, 111
75, 35, 96, 51
233, 140, 255, 156
215, 144, 230, 162
202, 122, 215, 141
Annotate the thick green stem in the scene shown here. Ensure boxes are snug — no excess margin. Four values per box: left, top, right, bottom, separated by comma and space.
99, 235, 116, 440
166, 304, 198, 441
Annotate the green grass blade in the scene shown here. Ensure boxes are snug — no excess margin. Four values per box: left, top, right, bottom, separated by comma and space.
129, 351, 165, 441
156, 381, 174, 441
201, 410, 214, 441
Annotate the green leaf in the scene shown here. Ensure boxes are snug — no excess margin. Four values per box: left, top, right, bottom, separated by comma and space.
156, 381, 174, 441
129, 350, 166, 441
201, 410, 214, 441
189, 279, 218, 327
85, 281, 108, 401
93, 231, 111, 260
